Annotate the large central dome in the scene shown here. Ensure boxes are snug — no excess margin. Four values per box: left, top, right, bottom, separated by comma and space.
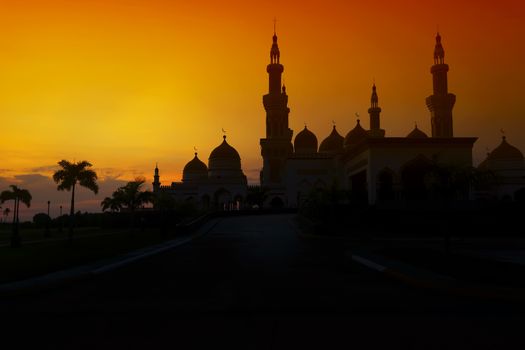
208, 136, 245, 182
209, 136, 241, 162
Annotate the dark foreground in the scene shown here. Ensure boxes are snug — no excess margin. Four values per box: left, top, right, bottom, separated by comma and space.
2, 214, 524, 349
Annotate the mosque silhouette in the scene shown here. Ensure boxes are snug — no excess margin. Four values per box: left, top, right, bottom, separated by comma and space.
153, 31, 525, 209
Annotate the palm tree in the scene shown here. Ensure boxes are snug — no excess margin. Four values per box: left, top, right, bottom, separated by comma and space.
0, 185, 32, 247
3, 207, 10, 224
101, 196, 122, 212
52, 160, 98, 241
102, 177, 154, 229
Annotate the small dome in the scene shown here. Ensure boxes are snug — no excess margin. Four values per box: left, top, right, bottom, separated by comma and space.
319, 126, 344, 153
344, 120, 368, 148
294, 126, 318, 153
183, 153, 208, 182
486, 136, 524, 162
407, 125, 428, 138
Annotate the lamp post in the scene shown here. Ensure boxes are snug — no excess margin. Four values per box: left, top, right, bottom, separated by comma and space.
44, 200, 51, 238
58, 205, 63, 234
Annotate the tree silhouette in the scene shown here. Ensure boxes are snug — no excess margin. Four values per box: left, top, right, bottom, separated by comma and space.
3, 207, 10, 223
101, 177, 154, 229
53, 160, 98, 242
0, 185, 32, 247
101, 196, 122, 213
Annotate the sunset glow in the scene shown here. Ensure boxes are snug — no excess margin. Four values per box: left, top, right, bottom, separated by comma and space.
1, 0, 524, 217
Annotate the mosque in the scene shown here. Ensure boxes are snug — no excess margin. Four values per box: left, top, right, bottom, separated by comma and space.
152, 31, 525, 209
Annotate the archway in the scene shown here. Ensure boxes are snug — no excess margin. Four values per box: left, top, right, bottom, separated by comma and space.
377, 168, 395, 200
270, 196, 284, 209
401, 156, 434, 200
214, 188, 232, 210
350, 170, 367, 202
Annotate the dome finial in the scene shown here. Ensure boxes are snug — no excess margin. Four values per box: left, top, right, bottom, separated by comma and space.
500, 128, 506, 141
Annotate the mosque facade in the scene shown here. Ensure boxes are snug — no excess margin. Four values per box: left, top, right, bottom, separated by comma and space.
152, 31, 525, 209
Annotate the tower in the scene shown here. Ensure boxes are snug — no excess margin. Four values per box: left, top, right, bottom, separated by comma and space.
368, 84, 385, 138
152, 163, 161, 192
260, 29, 293, 185
426, 32, 456, 138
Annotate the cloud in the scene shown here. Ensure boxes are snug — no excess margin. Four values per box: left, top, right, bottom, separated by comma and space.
0, 173, 128, 222
29, 165, 60, 173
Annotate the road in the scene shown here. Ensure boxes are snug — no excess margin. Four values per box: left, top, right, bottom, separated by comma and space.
3, 214, 524, 349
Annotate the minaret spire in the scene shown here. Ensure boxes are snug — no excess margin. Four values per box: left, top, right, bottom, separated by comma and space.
434, 32, 445, 64
368, 83, 384, 137
261, 25, 293, 186
152, 163, 161, 192
426, 32, 456, 137
270, 23, 280, 64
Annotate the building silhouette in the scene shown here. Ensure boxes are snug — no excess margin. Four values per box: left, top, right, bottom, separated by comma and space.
153, 30, 525, 208
153, 136, 247, 210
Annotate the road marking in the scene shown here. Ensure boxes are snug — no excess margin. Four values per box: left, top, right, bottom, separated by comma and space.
352, 255, 387, 272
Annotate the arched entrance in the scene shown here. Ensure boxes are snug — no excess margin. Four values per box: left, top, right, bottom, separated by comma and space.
270, 196, 284, 209
214, 188, 232, 210
401, 156, 434, 200
377, 168, 395, 200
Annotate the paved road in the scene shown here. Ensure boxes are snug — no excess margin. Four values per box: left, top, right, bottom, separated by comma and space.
3, 214, 524, 349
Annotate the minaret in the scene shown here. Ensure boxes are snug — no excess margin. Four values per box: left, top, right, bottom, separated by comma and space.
368, 83, 385, 138
426, 32, 456, 138
260, 27, 293, 185
152, 163, 161, 192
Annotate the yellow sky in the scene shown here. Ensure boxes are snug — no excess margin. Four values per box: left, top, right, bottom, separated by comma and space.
1, 0, 525, 191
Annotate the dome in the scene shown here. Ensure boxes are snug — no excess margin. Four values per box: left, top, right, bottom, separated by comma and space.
182, 153, 208, 182
294, 126, 318, 154
209, 136, 241, 162
406, 125, 428, 138
208, 136, 242, 172
486, 136, 524, 162
344, 120, 368, 148
319, 126, 344, 153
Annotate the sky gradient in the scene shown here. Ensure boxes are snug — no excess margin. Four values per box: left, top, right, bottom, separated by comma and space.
1, 0, 524, 219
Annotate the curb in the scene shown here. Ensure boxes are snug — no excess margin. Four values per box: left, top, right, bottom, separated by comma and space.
0, 218, 221, 297
350, 252, 525, 304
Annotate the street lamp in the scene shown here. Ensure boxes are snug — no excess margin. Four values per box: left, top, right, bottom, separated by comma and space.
45, 200, 51, 238
59, 205, 63, 234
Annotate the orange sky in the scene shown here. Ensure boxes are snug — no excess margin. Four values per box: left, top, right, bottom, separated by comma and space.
1, 0, 525, 217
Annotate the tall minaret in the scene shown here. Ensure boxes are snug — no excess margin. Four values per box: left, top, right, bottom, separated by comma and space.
152, 163, 161, 193
260, 27, 293, 185
426, 32, 456, 138
368, 83, 385, 138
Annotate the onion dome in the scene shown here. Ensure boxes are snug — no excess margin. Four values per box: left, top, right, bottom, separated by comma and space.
319, 125, 344, 153
486, 136, 524, 162
182, 153, 208, 182
209, 135, 242, 172
344, 120, 368, 148
294, 126, 318, 154
407, 125, 428, 138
